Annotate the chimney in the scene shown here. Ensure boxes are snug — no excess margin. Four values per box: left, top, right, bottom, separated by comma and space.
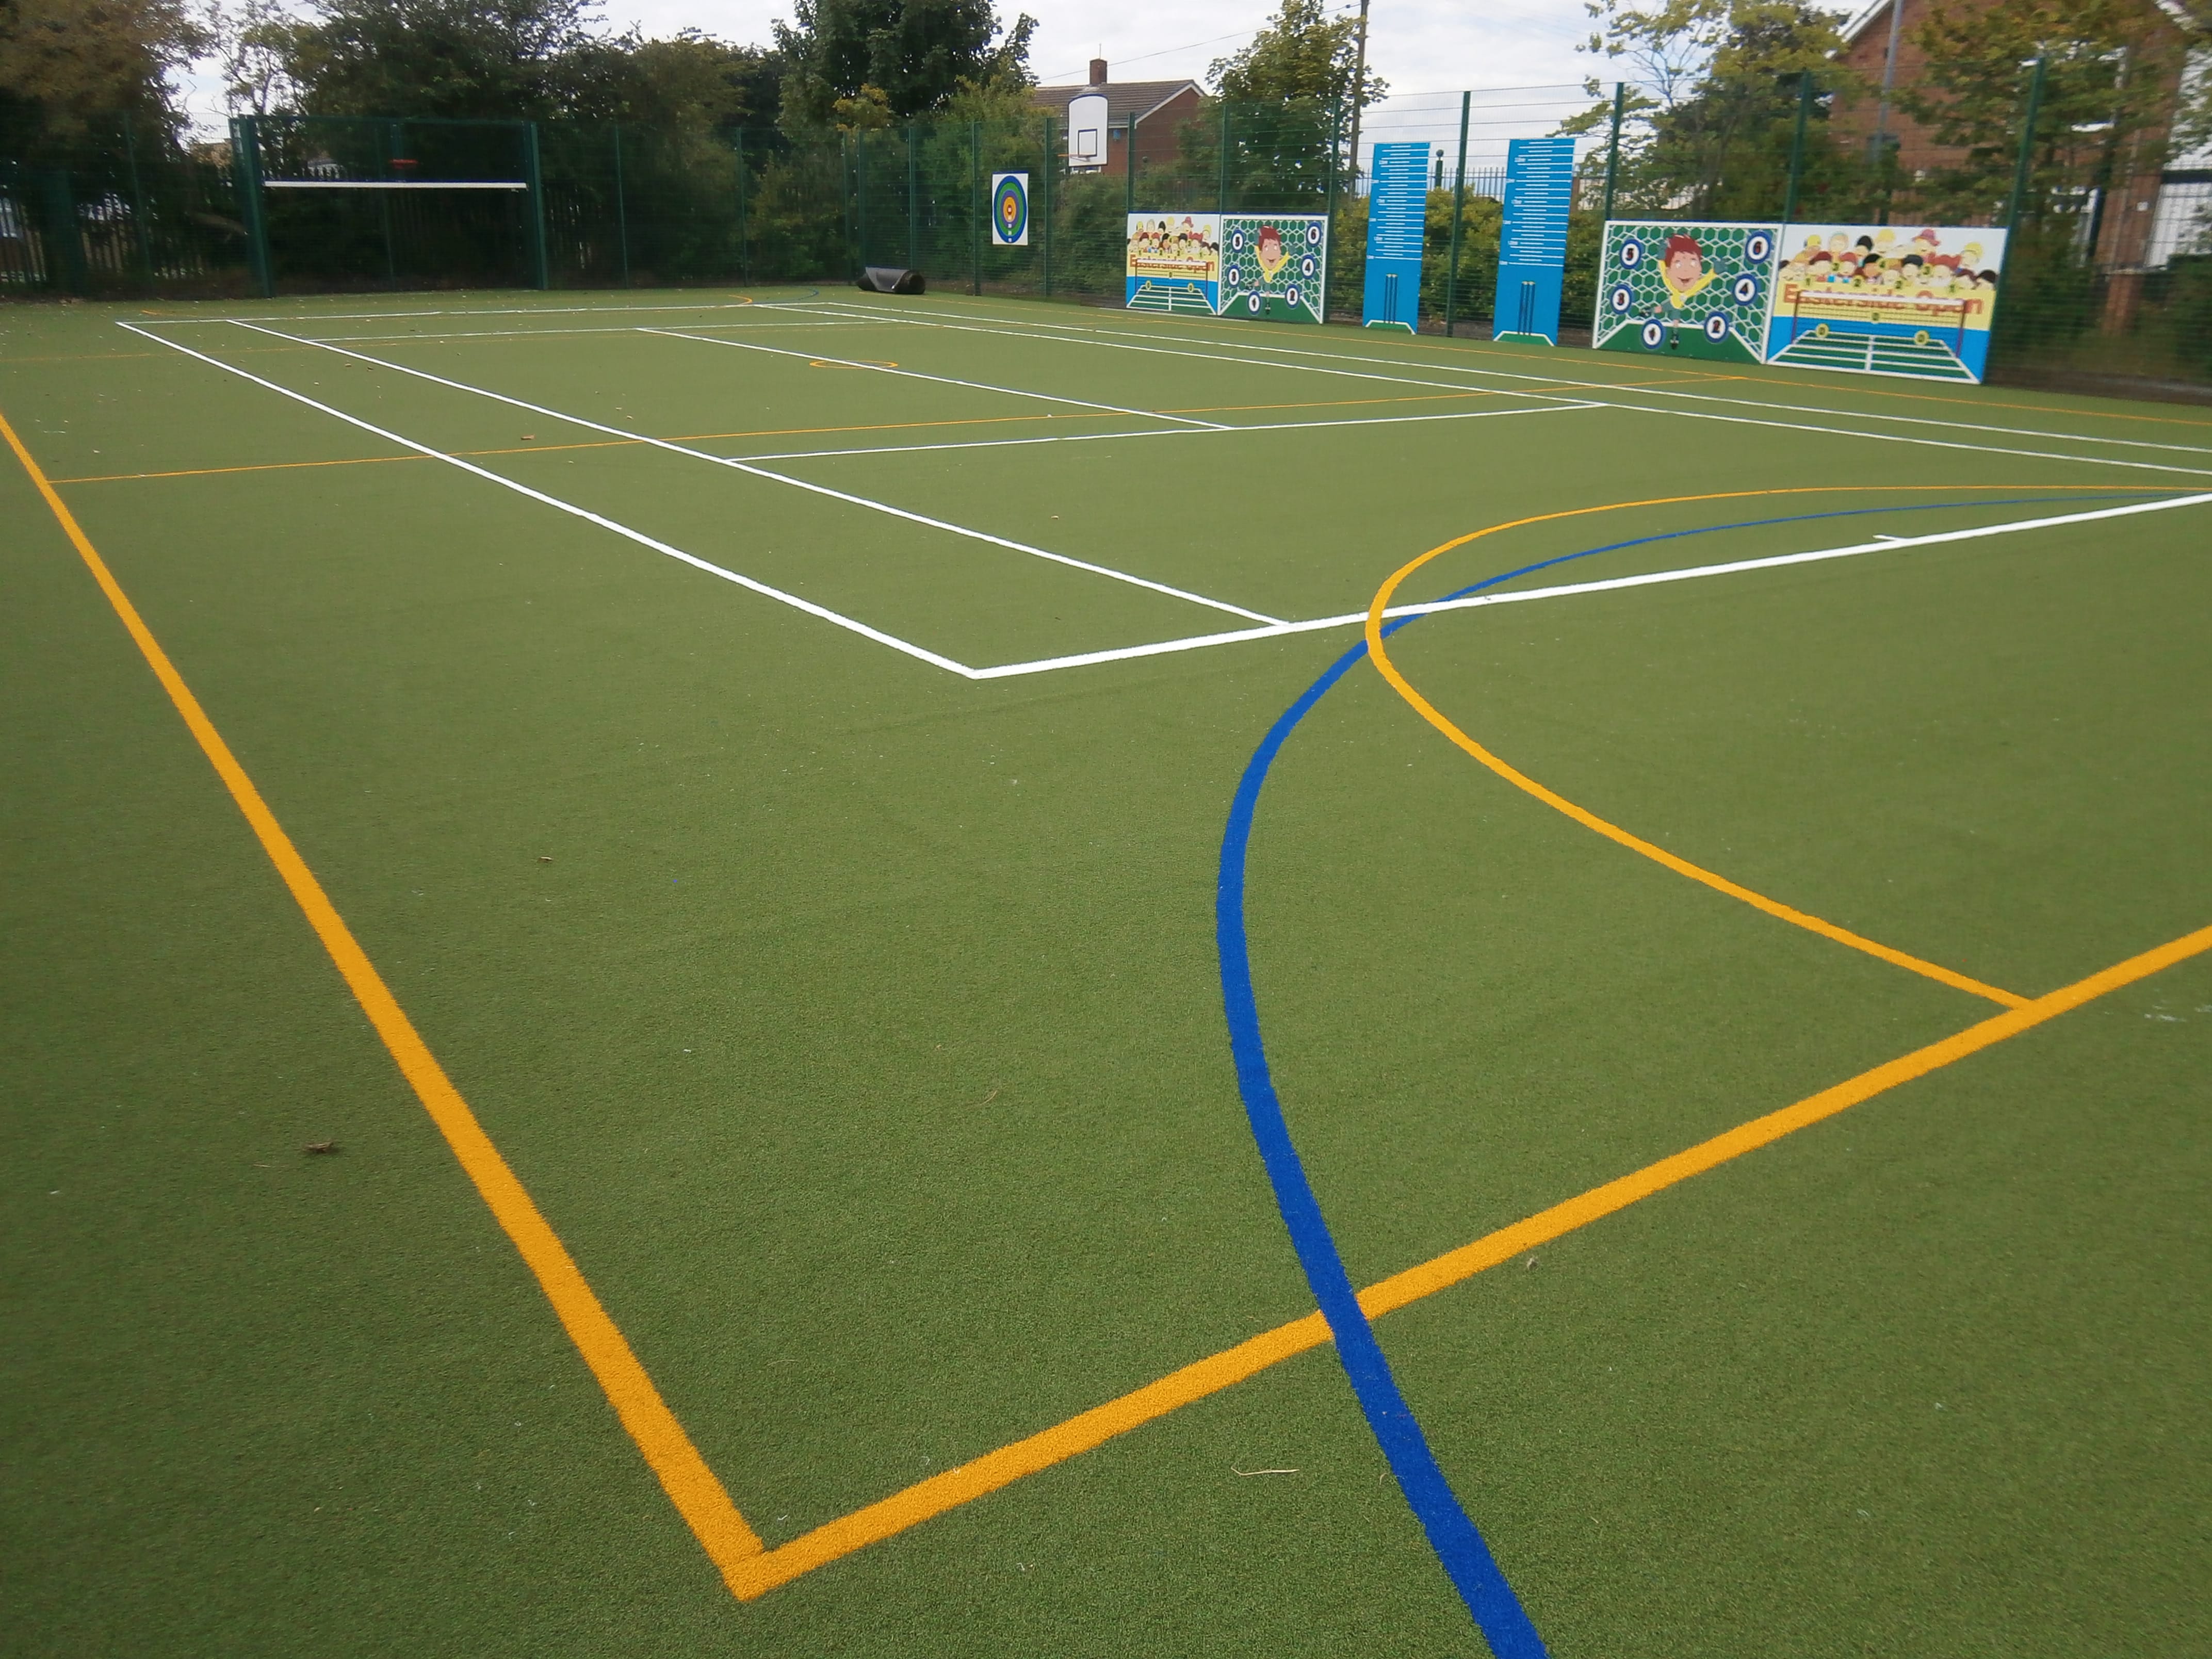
1088, 58, 1108, 86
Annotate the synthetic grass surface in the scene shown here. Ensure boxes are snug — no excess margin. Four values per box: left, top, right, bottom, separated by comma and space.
5, 288, 2209, 1655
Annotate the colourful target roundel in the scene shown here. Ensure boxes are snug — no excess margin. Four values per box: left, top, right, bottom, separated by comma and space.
1609, 284, 1634, 313
1224, 263, 1241, 287
1746, 232, 1772, 262
1287, 286, 1300, 306
1620, 238, 1644, 267
1731, 273, 1761, 305
1231, 227, 1247, 251
1639, 318, 1667, 350
990, 173, 1029, 245
1703, 312, 1730, 341
1306, 222, 1322, 244
1300, 254, 1316, 278
1247, 293, 1262, 313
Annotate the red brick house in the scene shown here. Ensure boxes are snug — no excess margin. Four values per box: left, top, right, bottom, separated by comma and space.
1031, 61, 1205, 179
1828, 0, 2202, 283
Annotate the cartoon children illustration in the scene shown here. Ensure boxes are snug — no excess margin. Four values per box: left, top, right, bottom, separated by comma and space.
1254, 223, 1290, 282
1660, 233, 1715, 307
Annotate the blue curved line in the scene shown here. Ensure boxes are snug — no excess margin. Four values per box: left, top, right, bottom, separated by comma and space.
1213, 494, 2143, 1653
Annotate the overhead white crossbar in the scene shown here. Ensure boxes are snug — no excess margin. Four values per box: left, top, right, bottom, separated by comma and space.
263, 180, 529, 191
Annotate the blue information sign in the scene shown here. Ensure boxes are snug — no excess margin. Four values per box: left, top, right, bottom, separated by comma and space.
1362, 141, 1427, 331
1492, 136, 1578, 345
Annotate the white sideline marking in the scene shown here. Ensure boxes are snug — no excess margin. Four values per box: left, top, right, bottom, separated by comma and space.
169, 297, 834, 325
214, 319, 1281, 626
302, 321, 869, 344
641, 326, 1228, 430
965, 490, 2212, 678
818, 298, 2212, 478
117, 321, 984, 678
729, 400, 1599, 463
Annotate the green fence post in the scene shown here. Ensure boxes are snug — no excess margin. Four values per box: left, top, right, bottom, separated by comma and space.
1217, 103, 1230, 213
612, 124, 631, 284
379, 120, 400, 286
231, 115, 274, 298
970, 120, 982, 295
38, 168, 88, 294
121, 118, 156, 285
1601, 83, 1625, 223
1324, 100, 1341, 321
1041, 114, 1053, 298
1444, 90, 1470, 336
905, 122, 919, 272
522, 120, 550, 288
856, 130, 869, 272
2005, 54, 2047, 229
734, 130, 749, 284
1781, 73, 1813, 225
1125, 113, 1137, 216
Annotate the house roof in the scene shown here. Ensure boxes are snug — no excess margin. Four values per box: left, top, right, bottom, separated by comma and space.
1030, 80, 1204, 124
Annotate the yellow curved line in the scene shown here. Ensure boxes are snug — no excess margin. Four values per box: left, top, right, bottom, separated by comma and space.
1360, 486, 2079, 1009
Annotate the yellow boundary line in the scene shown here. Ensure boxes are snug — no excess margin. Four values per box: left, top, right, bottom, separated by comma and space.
726, 917, 2212, 1593
17, 409, 2209, 1602
1357, 486, 2118, 1007
1, 404, 770, 1593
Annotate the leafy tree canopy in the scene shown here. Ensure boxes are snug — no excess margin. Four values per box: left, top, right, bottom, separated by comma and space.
1574, 0, 1851, 216
0, 0, 206, 151
276, 0, 598, 118
773, 0, 1034, 131
1209, 0, 1385, 109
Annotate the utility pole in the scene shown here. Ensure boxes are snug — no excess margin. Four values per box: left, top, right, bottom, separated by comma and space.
1873, 0, 1906, 155
1344, 0, 1371, 194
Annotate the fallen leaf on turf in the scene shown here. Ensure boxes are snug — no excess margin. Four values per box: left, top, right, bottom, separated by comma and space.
538, 855, 554, 863
303, 1140, 340, 1156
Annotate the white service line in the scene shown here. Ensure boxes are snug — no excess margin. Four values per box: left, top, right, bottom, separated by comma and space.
967, 489, 2212, 678
779, 301, 1544, 399
843, 299, 2212, 467
301, 320, 868, 344
214, 318, 1281, 625
116, 321, 982, 678
166, 297, 832, 326
729, 400, 1599, 463
640, 326, 1230, 429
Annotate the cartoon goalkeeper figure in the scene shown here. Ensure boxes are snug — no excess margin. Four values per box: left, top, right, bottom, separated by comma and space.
1660, 233, 1716, 307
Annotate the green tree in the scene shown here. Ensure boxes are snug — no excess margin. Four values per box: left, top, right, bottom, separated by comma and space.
566, 31, 784, 129
1899, 0, 2188, 223
1575, 0, 1855, 218
0, 0, 205, 152
772, 0, 1033, 132
278, 0, 600, 119
1208, 0, 1385, 108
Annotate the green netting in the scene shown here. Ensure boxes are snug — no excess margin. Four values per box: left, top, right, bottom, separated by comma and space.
5, 97, 2209, 398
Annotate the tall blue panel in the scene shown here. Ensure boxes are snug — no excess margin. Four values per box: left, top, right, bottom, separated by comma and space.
1362, 141, 1427, 331
1492, 136, 1577, 345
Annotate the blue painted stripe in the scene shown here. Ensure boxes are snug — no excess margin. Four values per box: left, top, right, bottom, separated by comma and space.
1213, 495, 2142, 1653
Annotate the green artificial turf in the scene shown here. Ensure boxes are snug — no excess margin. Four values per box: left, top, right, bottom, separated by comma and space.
4, 288, 2208, 1656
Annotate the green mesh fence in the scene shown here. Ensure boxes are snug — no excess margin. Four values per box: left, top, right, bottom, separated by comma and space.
5, 96, 2209, 398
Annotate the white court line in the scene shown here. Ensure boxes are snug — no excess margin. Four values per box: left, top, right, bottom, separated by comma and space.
728, 400, 1599, 463
641, 326, 1230, 430
300, 320, 870, 344
780, 301, 1541, 400
835, 299, 2212, 468
965, 490, 2212, 678
212, 319, 1281, 625
116, 321, 983, 678
163, 297, 833, 326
